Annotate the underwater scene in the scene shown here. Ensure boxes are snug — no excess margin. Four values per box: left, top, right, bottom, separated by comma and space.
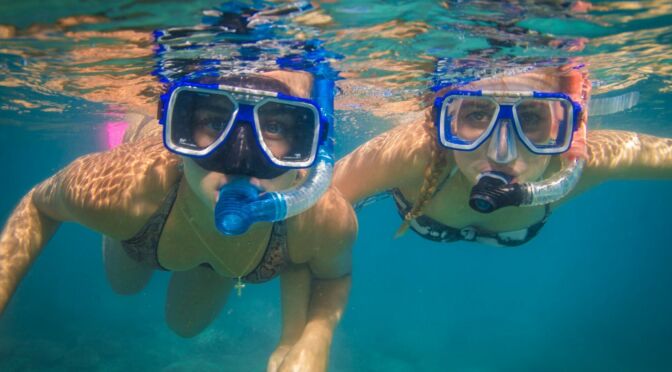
1, 0, 671, 371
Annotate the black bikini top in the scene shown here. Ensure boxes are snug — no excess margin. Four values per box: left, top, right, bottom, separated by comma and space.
391, 188, 551, 247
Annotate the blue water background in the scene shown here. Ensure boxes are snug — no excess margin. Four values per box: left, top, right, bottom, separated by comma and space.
1, 0, 672, 371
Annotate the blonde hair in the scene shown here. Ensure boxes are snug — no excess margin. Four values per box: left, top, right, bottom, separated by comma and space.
395, 114, 450, 238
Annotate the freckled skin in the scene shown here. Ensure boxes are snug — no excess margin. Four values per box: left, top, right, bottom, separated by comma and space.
0, 71, 356, 372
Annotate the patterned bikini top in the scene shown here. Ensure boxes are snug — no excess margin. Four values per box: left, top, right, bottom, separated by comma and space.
353, 165, 551, 247
391, 188, 551, 247
120, 179, 290, 283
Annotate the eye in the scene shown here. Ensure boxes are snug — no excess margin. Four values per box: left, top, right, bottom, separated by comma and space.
466, 111, 489, 122
519, 112, 542, 126
262, 121, 286, 136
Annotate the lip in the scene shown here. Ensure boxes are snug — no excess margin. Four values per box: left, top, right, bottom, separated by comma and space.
477, 164, 520, 183
214, 177, 264, 203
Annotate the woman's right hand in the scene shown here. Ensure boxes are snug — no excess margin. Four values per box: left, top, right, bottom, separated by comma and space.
267, 344, 292, 372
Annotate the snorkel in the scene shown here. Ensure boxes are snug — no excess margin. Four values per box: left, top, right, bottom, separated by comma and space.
215, 73, 335, 235
468, 91, 586, 214
469, 158, 585, 213
152, 2, 339, 235
431, 59, 590, 214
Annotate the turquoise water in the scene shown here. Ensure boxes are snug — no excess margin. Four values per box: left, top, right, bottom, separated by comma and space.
1, 0, 671, 371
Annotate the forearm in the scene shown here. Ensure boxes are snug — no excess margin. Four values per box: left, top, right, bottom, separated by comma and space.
303, 274, 352, 342
629, 132, 672, 177
586, 130, 672, 180
334, 123, 429, 205
0, 190, 61, 313
278, 264, 311, 346
268, 273, 351, 372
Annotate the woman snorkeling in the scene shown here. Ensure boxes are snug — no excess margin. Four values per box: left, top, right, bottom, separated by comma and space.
334, 63, 671, 246
0, 70, 354, 372
0, 5, 355, 372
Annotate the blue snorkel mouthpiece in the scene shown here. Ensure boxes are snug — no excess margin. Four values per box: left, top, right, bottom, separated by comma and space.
215, 180, 282, 235
153, 2, 340, 236
214, 147, 334, 235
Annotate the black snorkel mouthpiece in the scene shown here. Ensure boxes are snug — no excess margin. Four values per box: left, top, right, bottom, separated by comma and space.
469, 172, 525, 213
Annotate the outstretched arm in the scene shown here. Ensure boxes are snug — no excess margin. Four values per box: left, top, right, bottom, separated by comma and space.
0, 190, 61, 314
270, 266, 351, 372
0, 137, 179, 315
333, 118, 432, 205
580, 129, 672, 189
270, 190, 357, 372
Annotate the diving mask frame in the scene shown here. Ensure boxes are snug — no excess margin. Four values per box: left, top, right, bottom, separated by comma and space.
433, 89, 583, 155
158, 82, 329, 169
431, 90, 586, 213
156, 77, 336, 236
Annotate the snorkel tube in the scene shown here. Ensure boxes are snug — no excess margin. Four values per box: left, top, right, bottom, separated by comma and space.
469, 158, 585, 213
215, 76, 335, 235
152, 3, 339, 235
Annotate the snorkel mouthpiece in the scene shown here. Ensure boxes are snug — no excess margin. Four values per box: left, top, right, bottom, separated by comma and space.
469, 159, 585, 214
469, 172, 524, 213
214, 181, 280, 235
213, 147, 334, 236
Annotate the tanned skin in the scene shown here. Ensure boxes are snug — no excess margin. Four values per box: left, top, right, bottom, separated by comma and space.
0, 71, 356, 372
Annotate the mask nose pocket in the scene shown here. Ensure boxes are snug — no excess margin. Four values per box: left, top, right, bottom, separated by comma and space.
487, 119, 518, 164
193, 120, 288, 179
223, 122, 257, 169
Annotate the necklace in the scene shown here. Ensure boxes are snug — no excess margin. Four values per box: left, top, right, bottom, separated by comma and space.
178, 201, 261, 297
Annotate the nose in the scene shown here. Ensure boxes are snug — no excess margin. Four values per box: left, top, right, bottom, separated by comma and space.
487, 119, 518, 164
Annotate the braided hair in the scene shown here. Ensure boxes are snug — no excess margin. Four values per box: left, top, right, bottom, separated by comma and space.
395, 112, 451, 238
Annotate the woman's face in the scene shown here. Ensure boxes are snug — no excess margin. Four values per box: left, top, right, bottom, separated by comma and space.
451, 78, 559, 184
182, 71, 313, 209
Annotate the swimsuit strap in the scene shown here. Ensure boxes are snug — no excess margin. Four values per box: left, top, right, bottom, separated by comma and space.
242, 220, 290, 284
353, 191, 392, 211
392, 186, 553, 246
120, 177, 181, 270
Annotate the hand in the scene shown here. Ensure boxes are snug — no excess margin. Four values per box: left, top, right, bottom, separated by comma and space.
274, 334, 330, 372
267, 345, 291, 372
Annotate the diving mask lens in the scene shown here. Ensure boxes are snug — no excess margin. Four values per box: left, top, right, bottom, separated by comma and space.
514, 98, 573, 153
255, 100, 319, 166
437, 91, 577, 154
444, 96, 499, 147
166, 86, 323, 167
168, 88, 236, 154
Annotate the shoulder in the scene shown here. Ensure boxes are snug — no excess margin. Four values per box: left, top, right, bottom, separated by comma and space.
343, 114, 434, 165
33, 135, 181, 238
286, 186, 357, 277
333, 113, 437, 203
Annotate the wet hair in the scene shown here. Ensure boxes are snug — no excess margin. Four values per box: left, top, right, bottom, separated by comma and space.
193, 74, 293, 95
396, 111, 450, 237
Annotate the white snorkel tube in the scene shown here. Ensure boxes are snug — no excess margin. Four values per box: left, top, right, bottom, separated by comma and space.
521, 158, 585, 206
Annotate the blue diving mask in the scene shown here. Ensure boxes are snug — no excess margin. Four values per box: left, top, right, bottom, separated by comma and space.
433, 89, 585, 214
160, 82, 329, 179
434, 90, 583, 155
159, 80, 335, 236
